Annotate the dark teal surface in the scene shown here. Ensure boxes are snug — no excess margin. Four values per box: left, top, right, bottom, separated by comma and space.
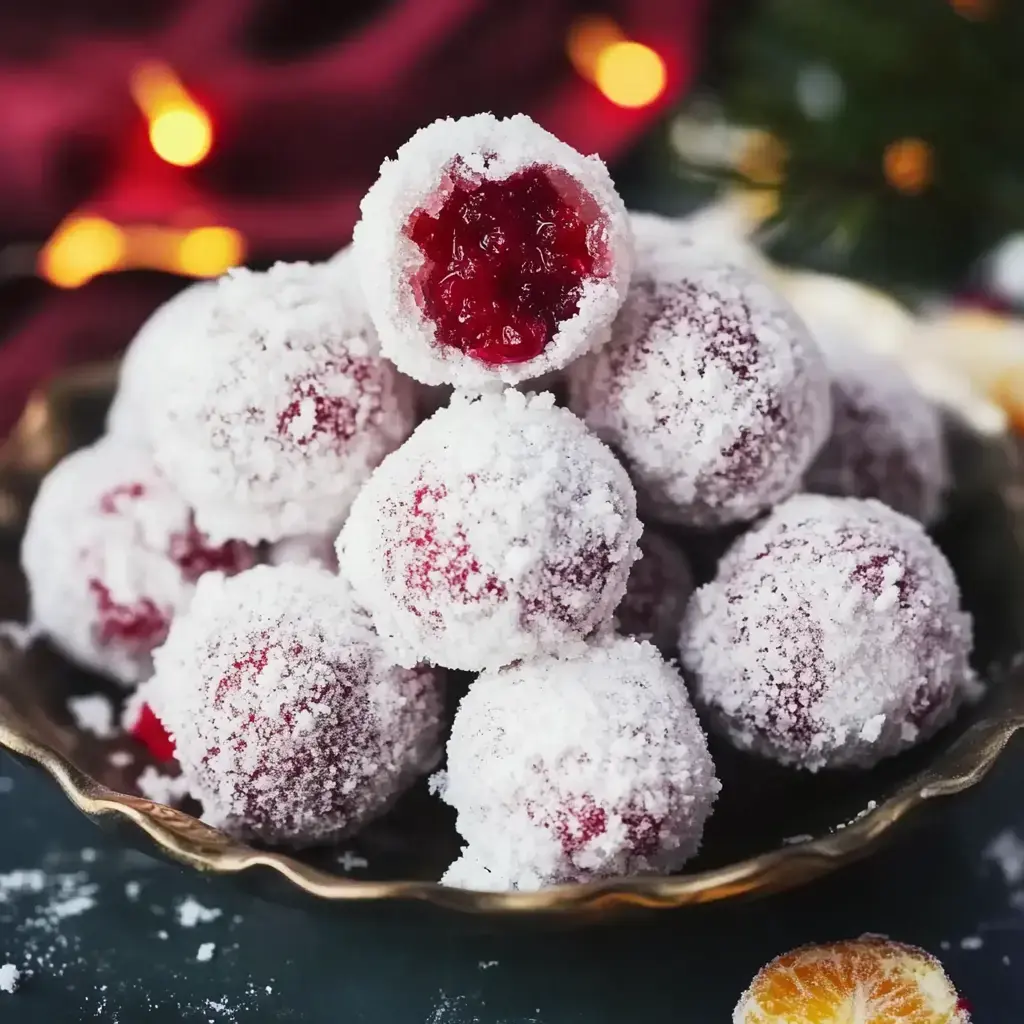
2, 742, 1023, 1022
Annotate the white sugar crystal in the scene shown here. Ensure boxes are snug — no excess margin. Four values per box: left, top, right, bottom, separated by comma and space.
568, 251, 831, 527
196, 942, 216, 962
67, 694, 116, 739
681, 494, 974, 771
176, 897, 222, 928
960, 936, 983, 951
145, 261, 416, 544
354, 113, 633, 388
137, 766, 191, 805
437, 636, 719, 891
338, 390, 641, 671
0, 964, 19, 994
984, 830, 1024, 887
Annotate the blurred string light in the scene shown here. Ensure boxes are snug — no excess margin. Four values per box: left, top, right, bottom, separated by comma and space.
950, 0, 993, 20
39, 217, 244, 288
567, 15, 666, 109
131, 61, 213, 167
884, 137, 933, 195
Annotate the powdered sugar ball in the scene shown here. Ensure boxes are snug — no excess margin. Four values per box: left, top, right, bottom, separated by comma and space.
107, 281, 217, 442
338, 390, 641, 671
354, 113, 632, 388
568, 252, 831, 527
680, 494, 975, 771
435, 636, 720, 891
630, 210, 769, 278
805, 336, 948, 524
615, 529, 694, 655
21, 437, 256, 686
143, 564, 445, 845
147, 261, 416, 544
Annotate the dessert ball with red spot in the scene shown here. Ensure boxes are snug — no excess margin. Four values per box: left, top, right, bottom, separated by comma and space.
434, 636, 719, 891
567, 250, 832, 527
615, 529, 695, 655
146, 260, 416, 544
353, 113, 633, 389
107, 280, 217, 443
804, 329, 949, 525
142, 564, 445, 846
337, 390, 641, 671
680, 494, 975, 771
20, 437, 255, 686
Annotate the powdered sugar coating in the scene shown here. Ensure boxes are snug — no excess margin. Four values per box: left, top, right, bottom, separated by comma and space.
146, 261, 416, 544
435, 636, 719, 891
353, 113, 632, 388
143, 564, 444, 845
615, 529, 695, 655
630, 210, 769, 277
268, 534, 339, 573
107, 281, 217, 442
805, 338, 948, 524
338, 390, 641, 671
20, 437, 255, 686
568, 252, 831, 527
680, 494, 974, 770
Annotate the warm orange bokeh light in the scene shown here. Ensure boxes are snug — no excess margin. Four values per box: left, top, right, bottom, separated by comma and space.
884, 137, 934, 195
40, 216, 127, 288
567, 14, 624, 80
176, 226, 245, 278
594, 40, 667, 109
950, 0, 993, 20
131, 61, 213, 167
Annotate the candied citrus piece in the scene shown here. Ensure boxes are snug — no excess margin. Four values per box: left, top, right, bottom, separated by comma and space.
734, 936, 971, 1024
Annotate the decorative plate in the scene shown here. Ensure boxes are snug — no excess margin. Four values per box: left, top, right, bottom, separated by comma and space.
0, 363, 1022, 918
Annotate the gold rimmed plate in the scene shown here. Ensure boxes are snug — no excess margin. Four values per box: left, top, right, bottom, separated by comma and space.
1, 363, 1023, 918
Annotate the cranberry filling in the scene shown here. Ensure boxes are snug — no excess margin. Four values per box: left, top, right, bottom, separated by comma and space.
406, 164, 609, 366
168, 520, 256, 583
130, 703, 176, 762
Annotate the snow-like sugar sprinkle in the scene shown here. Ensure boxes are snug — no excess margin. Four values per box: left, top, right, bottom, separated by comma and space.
568, 250, 831, 527
196, 942, 216, 962
124, 881, 141, 901
629, 210, 768, 277
681, 494, 974, 771
67, 693, 116, 739
354, 113, 632, 389
806, 337, 948, 525
146, 260, 416, 544
146, 564, 444, 844
960, 936, 983, 951
0, 964, 19, 994
176, 897, 222, 928
437, 635, 719, 891
339, 390, 641, 671
137, 766, 191, 805
983, 829, 1024, 886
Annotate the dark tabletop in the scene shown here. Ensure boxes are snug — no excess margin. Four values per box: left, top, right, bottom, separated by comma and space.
1, 738, 1023, 1023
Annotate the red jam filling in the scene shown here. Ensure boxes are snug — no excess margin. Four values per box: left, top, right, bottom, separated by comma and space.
168, 520, 256, 583
88, 579, 169, 649
130, 702, 176, 762
406, 164, 609, 366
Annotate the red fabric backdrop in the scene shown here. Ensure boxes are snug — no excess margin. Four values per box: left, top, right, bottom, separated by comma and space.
0, 0, 706, 437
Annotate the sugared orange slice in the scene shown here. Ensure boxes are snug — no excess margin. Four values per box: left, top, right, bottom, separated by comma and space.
734, 935, 970, 1024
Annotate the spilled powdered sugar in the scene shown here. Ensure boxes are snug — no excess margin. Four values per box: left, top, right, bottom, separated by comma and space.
681, 494, 974, 770
354, 112, 632, 389
339, 389, 641, 671
175, 896, 222, 927
67, 693, 117, 739
568, 250, 831, 527
0, 964, 19, 994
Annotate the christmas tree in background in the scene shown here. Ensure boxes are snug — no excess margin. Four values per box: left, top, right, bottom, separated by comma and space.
675, 0, 1024, 300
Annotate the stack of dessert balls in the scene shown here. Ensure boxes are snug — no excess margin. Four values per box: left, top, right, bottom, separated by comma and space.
20, 113, 975, 892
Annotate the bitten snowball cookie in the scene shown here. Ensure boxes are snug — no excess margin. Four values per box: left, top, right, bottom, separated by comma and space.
143, 565, 445, 845
568, 252, 831, 527
20, 437, 255, 686
805, 337, 948, 525
614, 529, 695, 655
147, 261, 416, 544
337, 390, 641, 671
106, 281, 216, 442
353, 113, 633, 388
680, 494, 975, 771
434, 636, 720, 891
